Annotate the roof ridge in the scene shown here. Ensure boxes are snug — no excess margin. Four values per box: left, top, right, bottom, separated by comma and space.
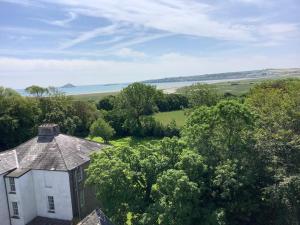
53, 137, 69, 170
1, 136, 38, 153
60, 133, 107, 146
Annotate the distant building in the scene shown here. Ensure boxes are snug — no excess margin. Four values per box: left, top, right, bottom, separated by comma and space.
77, 208, 114, 225
0, 124, 107, 225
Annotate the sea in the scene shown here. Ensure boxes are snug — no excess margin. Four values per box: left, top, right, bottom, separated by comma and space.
16, 78, 251, 96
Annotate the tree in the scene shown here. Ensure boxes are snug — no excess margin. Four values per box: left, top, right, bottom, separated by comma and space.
178, 83, 220, 107
156, 93, 188, 112
246, 79, 300, 224
86, 138, 189, 224
182, 100, 267, 224
97, 95, 116, 111
117, 83, 161, 136
90, 118, 115, 143
25, 85, 48, 97
72, 100, 100, 136
0, 87, 40, 151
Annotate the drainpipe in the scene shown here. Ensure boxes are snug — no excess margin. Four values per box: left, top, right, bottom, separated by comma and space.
75, 169, 81, 220
3, 175, 12, 225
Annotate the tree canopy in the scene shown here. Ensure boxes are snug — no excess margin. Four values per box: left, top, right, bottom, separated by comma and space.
87, 79, 300, 225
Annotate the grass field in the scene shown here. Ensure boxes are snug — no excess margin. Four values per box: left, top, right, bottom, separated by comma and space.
70, 76, 299, 101
71, 92, 117, 101
70, 79, 260, 101
153, 110, 187, 127
89, 136, 161, 147
212, 79, 263, 95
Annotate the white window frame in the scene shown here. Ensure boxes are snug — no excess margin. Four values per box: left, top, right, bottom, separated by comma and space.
9, 177, 16, 193
12, 202, 19, 217
47, 196, 55, 213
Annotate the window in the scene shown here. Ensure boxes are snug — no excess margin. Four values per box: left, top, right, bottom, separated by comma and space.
47, 196, 55, 212
9, 177, 16, 193
12, 202, 19, 217
77, 167, 83, 182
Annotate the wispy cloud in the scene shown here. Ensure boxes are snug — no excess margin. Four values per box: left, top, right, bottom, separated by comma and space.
59, 24, 121, 49
114, 48, 146, 58
1, 52, 299, 88
36, 12, 77, 27
0, 0, 37, 7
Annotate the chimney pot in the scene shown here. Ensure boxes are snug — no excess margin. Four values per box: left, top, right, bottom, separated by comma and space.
38, 124, 60, 137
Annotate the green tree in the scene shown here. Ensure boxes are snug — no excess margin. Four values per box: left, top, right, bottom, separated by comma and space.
25, 85, 48, 97
0, 87, 40, 151
183, 100, 267, 224
179, 83, 220, 107
246, 79, 300, 224
97, 95, 116, 111
86, 138, 188, 224
90, 118, 115, 143
117, 83, 161, 136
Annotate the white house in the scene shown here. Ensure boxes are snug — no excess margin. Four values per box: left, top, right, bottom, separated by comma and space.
0, 124, 106, 225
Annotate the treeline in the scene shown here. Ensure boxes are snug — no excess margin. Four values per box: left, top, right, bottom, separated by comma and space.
86, 79, 300, 225
0, 86, 99, 150
0, 82, 207, 150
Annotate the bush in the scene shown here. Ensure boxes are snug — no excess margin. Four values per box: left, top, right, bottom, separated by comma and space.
156, 94, 188, 112
90, 118, 116, 143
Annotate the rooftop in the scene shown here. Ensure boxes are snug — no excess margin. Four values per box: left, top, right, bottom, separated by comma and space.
26, 216, 71, 225
0, 124, 107, 174
77, 209, 114, 225
0, 150, 17, 175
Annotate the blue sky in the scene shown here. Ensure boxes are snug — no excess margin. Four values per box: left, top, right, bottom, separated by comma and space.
0, 0, 300, 88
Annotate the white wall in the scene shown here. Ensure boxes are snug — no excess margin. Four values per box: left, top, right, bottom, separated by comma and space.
6, 171, 37, 225
18, 171, 37, 224
32, 170, 73, 220
0, 174, 10, 225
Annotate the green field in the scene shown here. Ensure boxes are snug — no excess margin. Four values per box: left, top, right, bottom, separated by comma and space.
153, 110, 187, 127
212, 79, 262, 95
71, 92, 117, 101
89, 136, 161, 147
71, 77, 300, 102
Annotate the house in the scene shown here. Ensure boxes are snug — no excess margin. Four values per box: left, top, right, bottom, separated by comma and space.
77, 208, 114, 225
0, 124, 107, 225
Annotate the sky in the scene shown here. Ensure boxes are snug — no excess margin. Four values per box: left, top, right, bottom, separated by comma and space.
0, 0, 300, 88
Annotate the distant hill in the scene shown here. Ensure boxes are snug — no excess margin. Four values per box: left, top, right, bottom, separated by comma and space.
61, 83, 76, 88
142, 68, 300, 83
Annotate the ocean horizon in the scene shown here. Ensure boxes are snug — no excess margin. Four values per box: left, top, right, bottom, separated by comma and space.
16, 78, 252, 96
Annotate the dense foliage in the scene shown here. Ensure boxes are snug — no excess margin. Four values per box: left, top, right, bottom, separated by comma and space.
0, 86, 100, 151
1, 79, 299, 224
87, 79, 300, 225
90, 118, 115, 143
99, 83, 184, 138
178, 83, 220, 107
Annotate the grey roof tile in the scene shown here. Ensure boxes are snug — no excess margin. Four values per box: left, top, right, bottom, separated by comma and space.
26, 216, 71, 225
0, 134, 107, 172
77, 209, 114, 225
0, 150, 17, 175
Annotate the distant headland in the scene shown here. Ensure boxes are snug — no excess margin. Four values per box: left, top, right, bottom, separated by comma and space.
61, 83, 76, 88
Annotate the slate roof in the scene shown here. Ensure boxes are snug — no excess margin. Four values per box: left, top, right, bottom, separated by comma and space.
77, 209, 114, 225
0, 124, 107, 174
26, 216, 71, 225
0, 150, 18, 175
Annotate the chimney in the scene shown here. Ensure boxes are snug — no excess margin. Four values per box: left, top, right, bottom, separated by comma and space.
38, 124, 60, 137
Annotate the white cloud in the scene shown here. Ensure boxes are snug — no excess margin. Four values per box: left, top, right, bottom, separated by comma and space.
39, 0, 255, 42
2, 0, 299, 51
1, 53, 299, 88
114, 48, 146, 58
37, 12, 77, 27
59, 24, 121, 49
